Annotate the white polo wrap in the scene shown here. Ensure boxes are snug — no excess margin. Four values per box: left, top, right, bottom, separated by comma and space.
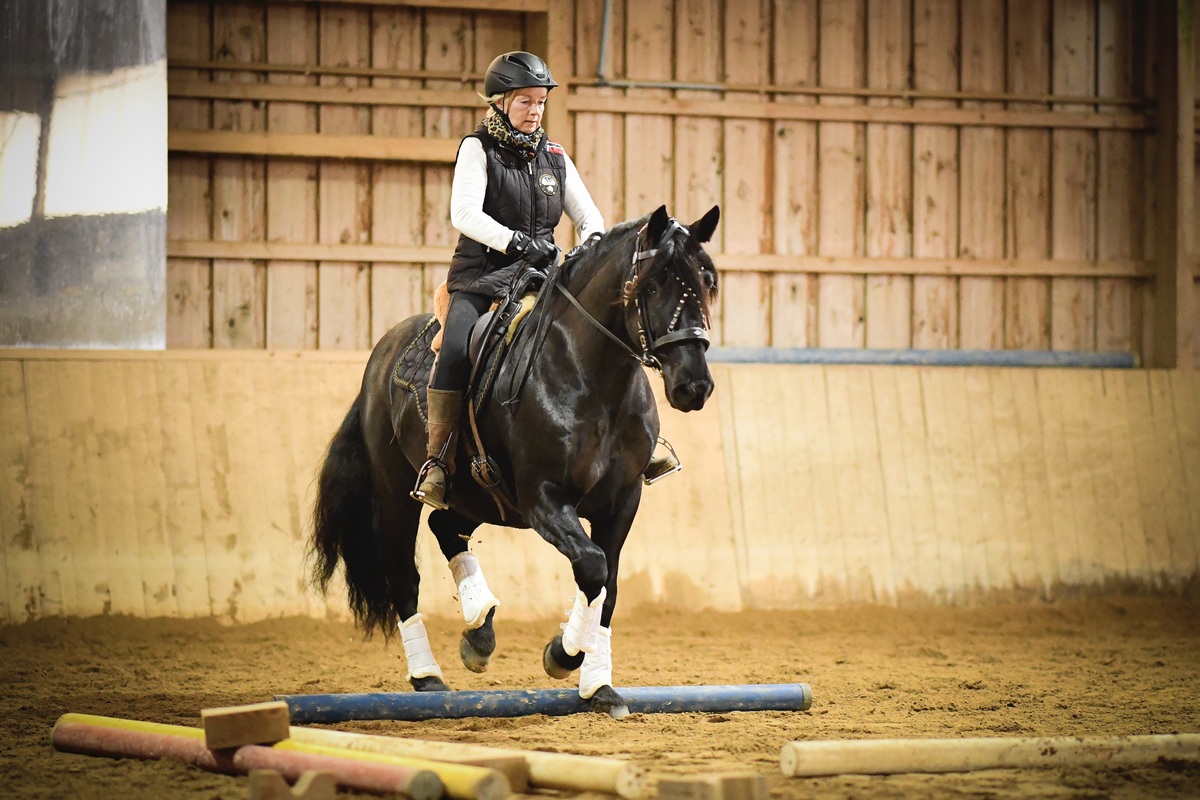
579, 625, 613, 699
560, 586, 606, 656
448, 551, 500, 629
399, 613, 443, 681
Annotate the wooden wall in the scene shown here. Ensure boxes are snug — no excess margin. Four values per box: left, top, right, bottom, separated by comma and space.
2, 351, 1197, 625
164, 0, 1199, 366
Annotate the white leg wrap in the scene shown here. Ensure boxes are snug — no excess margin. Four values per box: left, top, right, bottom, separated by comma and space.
560, 586, 606, 656
449, 552, 500, 630
399, 613, 444, 681
579, 626, 613, 699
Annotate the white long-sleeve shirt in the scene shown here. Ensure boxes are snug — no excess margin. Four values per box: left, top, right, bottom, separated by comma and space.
449, 136, 605, 253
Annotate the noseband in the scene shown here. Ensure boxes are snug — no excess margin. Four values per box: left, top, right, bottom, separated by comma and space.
555, 219, 710, 372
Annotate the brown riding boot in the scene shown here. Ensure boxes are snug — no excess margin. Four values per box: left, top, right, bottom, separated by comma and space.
412, 388, 464, 509
643, 437, 682, 485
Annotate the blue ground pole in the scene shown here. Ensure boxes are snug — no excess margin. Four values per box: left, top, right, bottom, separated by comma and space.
277, 683, 813, 723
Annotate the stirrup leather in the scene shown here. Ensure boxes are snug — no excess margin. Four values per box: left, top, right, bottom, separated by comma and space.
643, 436, 682, 485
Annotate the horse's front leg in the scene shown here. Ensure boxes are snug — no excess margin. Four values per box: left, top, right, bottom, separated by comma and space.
575, 484, 641, 719
428, 509, 498, 673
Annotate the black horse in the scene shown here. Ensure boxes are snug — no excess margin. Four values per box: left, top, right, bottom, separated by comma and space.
310, 204, 720, 717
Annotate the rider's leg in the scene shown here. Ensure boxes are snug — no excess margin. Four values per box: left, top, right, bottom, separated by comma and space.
412, 290, 491, 509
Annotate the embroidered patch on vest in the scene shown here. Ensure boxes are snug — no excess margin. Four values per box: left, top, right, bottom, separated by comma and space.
547, 142, 565, 155
537, 172, 560, 196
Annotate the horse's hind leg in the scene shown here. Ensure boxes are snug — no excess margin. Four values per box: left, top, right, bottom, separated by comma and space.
428, 509, 499, 673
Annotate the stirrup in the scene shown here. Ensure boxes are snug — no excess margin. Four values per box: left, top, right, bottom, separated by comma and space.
411, 457, 450, 509
643, 437, 682, 485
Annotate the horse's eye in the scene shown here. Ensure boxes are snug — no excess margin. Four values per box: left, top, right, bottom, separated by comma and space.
703, 271, 716, 290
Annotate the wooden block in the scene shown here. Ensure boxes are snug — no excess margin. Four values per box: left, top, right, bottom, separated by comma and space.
449, 756, 530, 792
657, 774, 767, 800
202, 700, 291, 749
249, 769, 336, 800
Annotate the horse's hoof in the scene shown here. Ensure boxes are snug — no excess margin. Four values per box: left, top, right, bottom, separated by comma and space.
410, 674, 451, 692
542, 635, 584, 679
460, 608, 497, 673
589, 685, 630, 719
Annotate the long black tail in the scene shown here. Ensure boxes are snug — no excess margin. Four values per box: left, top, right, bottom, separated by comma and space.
309, 395, 393, 636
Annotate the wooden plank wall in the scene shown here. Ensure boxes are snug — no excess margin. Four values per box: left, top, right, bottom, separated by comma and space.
2, 352, 1197, 625
165, 0, 1172, 362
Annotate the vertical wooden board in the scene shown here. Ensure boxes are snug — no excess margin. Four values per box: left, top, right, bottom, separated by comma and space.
963, 369, 1012, 592
933, 369, 991, 596
623, 1, 674, 233
916, 369, 968, 598
371, 7, 428, 341
318, 4, 373, 350
0, 362, 32, 622
869, 369, 920, 602
188, 361, 242, 619
1005, 0, 1052, 350
720, 0, 771, 347
911, 0, 959, 349
1122, 372, 1172, 583
817, 0, 866, 348
88, 362, 146, 617
1066, 369, 1128, 580
771, 0, 820, 348
986, 369, 1039, 592
568, 0, 620, 226
1034, 370, 1088, 586
843, 368, 896, 603
790, 367, 849, 603
674, 0, 723, 227
120, 362, 177, 617
1147, 371, 1197, 578
823, 368, 888, 602
1169, 371, 1200, 570
891, 369, 944, 601
212, 2, 267, 350
266, 3, 319, 350
155, 361, 212, 617
572, 100, 625, 224
251, 363, 308, 617
1050, 0, 1098, 352
20, 363, 68, 618
1099, 370, 1150, 582
678, 366, 782, 607
957, 0, 1007, 350
1006, 369, 1059, 596
167, 0, 214, 349
863, 0, 913, 350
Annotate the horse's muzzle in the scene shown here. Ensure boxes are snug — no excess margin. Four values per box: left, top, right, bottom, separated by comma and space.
667, 376, 714, 411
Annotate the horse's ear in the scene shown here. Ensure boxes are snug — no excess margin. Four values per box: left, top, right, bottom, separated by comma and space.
689, 205, 720, 244
648, 205, 670, 242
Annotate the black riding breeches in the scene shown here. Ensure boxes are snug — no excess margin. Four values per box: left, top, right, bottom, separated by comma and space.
430, 290, 492, 392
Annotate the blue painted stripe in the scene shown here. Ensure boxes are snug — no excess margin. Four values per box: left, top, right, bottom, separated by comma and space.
278, 683, 813, 723
706, 347, 1138, 368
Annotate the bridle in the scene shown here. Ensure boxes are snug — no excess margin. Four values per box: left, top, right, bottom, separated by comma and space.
555, 219, 710, 373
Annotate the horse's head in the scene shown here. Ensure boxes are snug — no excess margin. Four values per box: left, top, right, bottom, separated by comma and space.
623, 205, 720, 411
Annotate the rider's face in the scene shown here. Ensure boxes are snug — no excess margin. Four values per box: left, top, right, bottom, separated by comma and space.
506, 87, 548, 134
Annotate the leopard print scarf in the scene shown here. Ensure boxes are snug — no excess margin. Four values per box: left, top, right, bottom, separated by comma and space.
484, 110, 544, 162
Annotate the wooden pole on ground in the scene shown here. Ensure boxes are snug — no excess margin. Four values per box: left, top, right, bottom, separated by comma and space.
289, 726, 647, 799
780, 734, 1200, 777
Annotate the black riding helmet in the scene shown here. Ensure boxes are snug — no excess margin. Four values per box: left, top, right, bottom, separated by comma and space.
483, 51, 558, 97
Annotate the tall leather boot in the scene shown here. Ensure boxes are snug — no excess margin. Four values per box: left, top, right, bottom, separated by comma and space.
411, 388, 464, 509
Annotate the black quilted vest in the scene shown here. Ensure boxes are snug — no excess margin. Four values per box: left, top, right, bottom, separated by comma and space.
447, 122, 567, 296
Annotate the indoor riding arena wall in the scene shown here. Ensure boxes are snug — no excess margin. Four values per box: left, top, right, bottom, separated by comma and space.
1, 350, 1196, 627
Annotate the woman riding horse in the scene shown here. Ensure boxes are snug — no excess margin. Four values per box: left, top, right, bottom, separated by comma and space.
412, 50, 679, 511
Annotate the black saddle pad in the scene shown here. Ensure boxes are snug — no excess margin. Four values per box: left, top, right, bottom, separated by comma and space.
390, 316, 439, 425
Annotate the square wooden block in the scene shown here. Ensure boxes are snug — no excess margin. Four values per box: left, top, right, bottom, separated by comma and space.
658, 773, 768, 800
201, 700, 291, 749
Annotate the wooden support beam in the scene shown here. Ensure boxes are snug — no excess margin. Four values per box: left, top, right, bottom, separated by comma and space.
1151, 0, 1197, 367
202, 701, 291, 749
168, 240, 455, 264
211, 0, 547, 10
168, 131, 458, 162
170, 80, 481, 108
564, 94, 1149, 130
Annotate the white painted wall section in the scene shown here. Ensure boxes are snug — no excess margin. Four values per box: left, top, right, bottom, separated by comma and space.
42, 62, 167, 218
0, 112, 41, 228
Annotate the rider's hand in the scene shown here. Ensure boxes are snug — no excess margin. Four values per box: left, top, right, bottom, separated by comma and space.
508, 231, 557, 267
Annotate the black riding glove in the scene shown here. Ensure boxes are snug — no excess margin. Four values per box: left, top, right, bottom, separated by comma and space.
508, 231, 557, 268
